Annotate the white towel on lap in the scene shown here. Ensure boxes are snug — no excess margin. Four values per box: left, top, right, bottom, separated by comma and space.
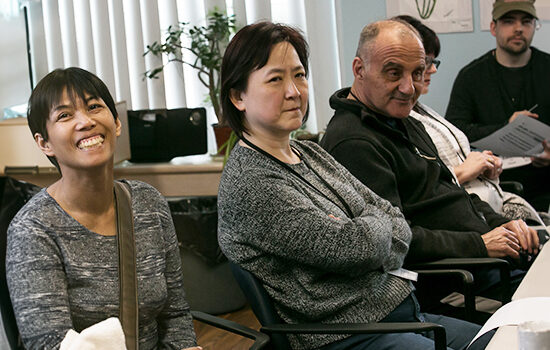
60, 317, 127, 350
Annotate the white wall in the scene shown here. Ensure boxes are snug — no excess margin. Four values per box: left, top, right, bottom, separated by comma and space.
0, 11, 31, 112
336, 0, 550, 118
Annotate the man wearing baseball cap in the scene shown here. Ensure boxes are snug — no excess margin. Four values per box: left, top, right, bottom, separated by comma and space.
446, 0, 550, 212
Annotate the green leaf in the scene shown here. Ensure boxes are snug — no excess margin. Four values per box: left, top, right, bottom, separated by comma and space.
142, 9, 237, 121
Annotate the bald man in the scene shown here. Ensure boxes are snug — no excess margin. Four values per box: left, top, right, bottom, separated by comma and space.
322, 19, 537, 266
320, 22, 540, 324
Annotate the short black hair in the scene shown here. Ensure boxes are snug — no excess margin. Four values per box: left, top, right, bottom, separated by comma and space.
27, 67, 117, 169
220, 21, 309, 137
393, 15, 440, 57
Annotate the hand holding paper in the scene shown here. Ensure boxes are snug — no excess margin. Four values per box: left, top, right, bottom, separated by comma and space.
531, 140, 550, 167
471, 115, 550, 157
508, 104, 539, 124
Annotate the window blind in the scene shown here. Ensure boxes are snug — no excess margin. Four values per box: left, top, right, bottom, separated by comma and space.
24, 0, 342, 150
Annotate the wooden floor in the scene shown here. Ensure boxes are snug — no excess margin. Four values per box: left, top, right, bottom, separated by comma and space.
193, 305, 262, 350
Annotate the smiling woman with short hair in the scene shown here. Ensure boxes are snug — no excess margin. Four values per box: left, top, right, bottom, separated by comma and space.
6, 67, 200, 350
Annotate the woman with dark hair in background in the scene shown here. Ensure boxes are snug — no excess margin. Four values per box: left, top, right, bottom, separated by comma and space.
217, 20, 490, 350
6, 67, 200, 350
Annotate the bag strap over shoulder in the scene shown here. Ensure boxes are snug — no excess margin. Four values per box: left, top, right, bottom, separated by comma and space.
114, 181, 138, 350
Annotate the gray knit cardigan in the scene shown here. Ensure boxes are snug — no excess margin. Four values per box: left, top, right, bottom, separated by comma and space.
6, 180, 196, 350
218, 141, 414, 349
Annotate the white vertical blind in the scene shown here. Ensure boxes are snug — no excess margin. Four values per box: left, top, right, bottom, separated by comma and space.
334, 0, 348, 92
204, 0, 226, 14
28, 0, 342, 139
0, 0, 19, 18
42, 0, 64, 71
244, 0, 271, 23
271, 0, 305, 27
178, 0, 220, 154
24, 0, 48, 86
73, 0, 95, 72
177, 0, 208, 113
203, 0, 226, 155
271, 0, 319, 133
203, 0, 225, 124
58, 0, 78, 67
140, 0, 166, 109
231, 0, 247, 28
108, 0, 132, 106
304, 0, 341, 131
90, 0, 116, 97
122, 0, 148, 110
158, 0, 187, 109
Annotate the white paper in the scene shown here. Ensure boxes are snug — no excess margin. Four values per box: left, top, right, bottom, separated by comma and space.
470, 115, 550, 157
479, 0, 493, 31
388, 267, 418, 281
386, 0, 473, 33
468, 297, 550, 348
501, 157, 532, 170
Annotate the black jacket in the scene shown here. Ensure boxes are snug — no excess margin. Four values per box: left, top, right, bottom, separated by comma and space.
321, 88, 509, 263
446, 47, 550, 142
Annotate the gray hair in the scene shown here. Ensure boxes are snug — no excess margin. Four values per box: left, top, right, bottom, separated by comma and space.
355, 20, 422, 61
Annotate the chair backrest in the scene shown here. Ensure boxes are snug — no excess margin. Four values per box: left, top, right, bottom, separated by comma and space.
1, 176, 41, 350
229, 262, 291, 350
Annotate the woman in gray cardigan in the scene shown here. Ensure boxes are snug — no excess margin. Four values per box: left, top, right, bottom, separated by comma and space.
217, 21, 490, 350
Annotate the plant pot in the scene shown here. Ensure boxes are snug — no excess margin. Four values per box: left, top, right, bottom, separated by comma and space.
212, 123, 233, 156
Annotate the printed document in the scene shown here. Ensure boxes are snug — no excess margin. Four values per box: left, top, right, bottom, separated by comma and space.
471, 115, 550, 157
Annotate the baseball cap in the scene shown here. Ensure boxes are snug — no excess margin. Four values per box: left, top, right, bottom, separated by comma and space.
492, 0, 538, 20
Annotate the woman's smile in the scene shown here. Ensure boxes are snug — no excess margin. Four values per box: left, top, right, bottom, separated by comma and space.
77, 134, 105, 150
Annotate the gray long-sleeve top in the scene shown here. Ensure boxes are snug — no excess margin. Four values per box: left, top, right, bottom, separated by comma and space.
218, 141, 414, 349
6, 180, 196, 350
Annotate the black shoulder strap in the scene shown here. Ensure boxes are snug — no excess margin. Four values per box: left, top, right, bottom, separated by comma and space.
114, 181, 138, 350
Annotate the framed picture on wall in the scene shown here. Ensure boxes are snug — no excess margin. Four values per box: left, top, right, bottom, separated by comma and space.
386, 0, 474, 33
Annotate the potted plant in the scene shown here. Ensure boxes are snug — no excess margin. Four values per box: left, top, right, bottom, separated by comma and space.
144, 9, 238, 161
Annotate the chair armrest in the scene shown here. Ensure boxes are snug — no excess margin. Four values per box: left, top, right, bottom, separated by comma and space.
407, 258, 511, 303
407, 258, 509, 269
414, 269, 474, 284
414, 269, 476, 321
191, 310, 270, 350
499, 181, 524, 196
262, 322, 446, 350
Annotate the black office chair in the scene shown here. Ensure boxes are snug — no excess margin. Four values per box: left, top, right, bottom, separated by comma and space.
407, 257, 512, 324
0, 176, 269, 350
192, 311, 269, 349
0, 176, 41, 349
229, 262, 447, 350
499, 181, 524, 196
411, 266, 477, 321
